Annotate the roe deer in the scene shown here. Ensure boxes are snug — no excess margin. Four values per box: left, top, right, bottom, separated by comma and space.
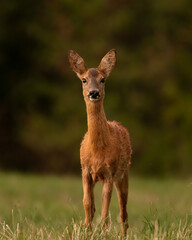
68, 49, 132, 235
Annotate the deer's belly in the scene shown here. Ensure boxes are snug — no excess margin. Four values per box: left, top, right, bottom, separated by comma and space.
89, 157, 118, 182
90, 165, 108, 182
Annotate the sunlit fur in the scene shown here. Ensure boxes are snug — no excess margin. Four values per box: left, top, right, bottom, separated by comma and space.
69, 49, 132, 235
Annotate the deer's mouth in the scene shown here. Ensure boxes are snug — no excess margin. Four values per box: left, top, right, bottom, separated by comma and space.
88, 95, 100, 102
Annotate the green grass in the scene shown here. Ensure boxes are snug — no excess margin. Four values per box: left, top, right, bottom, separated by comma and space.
0, 172, 191, 239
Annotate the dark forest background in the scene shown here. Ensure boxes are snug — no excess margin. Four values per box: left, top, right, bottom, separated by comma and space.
0, 0, 192, 177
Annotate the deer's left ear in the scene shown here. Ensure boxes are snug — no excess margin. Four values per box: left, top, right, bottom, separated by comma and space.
97, 49, 116, 77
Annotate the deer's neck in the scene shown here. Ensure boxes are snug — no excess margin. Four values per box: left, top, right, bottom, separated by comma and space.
86, 101, 110, 149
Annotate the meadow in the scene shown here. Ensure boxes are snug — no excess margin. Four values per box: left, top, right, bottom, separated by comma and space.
0, 172, 191, 239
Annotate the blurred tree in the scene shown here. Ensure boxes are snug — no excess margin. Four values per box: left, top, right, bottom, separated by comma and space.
0, 0, 191, 176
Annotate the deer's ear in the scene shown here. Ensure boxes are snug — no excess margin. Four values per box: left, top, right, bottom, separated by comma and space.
98, 49, 116, 77
68, 50, 87, 75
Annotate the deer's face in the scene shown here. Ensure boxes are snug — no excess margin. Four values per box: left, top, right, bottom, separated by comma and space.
69, 49, 116, 103
80, 68, 105, 102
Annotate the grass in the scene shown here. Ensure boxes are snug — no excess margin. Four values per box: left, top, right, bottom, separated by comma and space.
0, 172, 191, 239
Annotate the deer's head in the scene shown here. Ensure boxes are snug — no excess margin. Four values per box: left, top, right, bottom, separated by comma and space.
68, 49, 116, 103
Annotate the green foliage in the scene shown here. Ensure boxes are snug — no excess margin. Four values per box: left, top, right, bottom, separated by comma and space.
0, 173, 192, 239
0, 0, 192, 175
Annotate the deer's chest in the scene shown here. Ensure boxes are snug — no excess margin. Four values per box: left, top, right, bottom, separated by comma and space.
80, 133, 120, 182
88, 148, 119, 182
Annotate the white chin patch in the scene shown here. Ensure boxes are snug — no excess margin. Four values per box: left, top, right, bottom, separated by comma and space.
89, 98, 99, 102
89, 96, 100, 102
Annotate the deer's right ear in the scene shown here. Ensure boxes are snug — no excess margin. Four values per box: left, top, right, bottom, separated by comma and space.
68, 50, 87, 76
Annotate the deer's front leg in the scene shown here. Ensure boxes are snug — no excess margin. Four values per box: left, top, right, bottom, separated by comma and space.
101, 178, 113, 227
82, 170, 94, 228
115, 171, 129, 236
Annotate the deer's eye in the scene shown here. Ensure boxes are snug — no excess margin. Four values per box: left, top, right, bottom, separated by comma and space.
100, 78, 105, 83
82, 78, 87, 83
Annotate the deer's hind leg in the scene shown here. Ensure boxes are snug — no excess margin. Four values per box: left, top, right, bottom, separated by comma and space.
115, 171, 129, 236
101, 177, 113, 228
82, 170, 95, 229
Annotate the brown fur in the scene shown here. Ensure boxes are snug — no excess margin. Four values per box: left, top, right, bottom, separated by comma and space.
68, 49, 132, 235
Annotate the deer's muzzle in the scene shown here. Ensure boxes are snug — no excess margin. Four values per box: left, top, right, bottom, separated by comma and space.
88, 90, 100, 101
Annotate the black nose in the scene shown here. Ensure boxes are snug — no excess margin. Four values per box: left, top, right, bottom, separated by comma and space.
89, 90, 99, 99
